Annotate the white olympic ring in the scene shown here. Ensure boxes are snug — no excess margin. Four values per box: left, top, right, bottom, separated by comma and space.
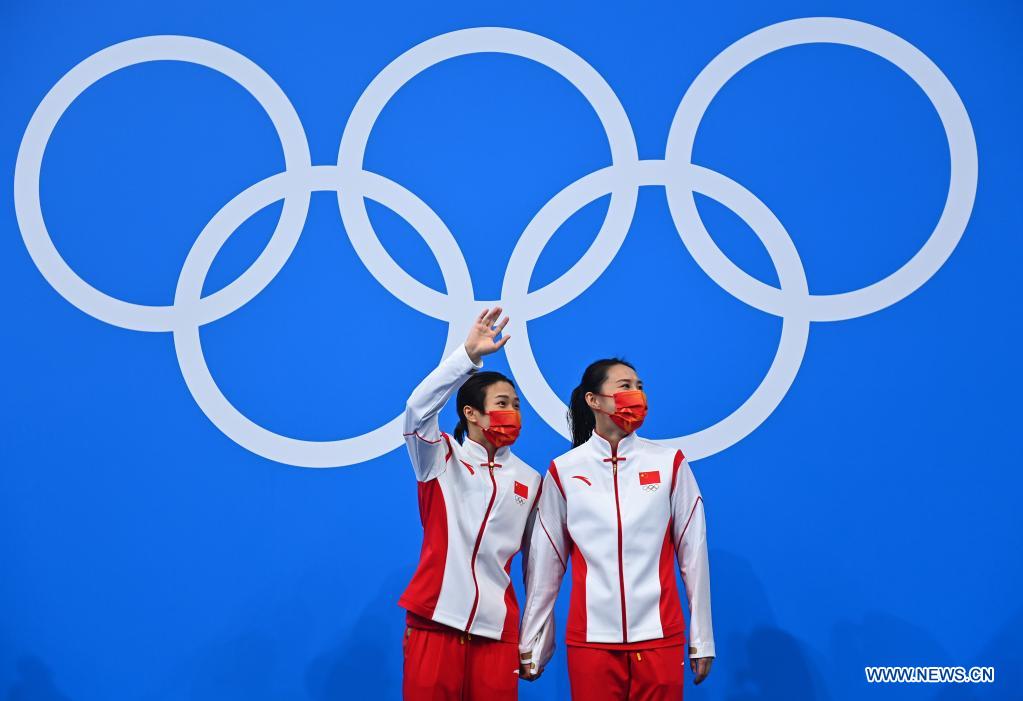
13, 19, 977, 467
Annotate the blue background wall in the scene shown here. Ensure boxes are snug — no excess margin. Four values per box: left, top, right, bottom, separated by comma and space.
2, 1, 1020, 699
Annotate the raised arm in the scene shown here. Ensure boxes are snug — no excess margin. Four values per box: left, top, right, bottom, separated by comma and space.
519, 463, 569, 676
403, 343, 483, 481
670, 450, 716, 661
403, 307, 511, 482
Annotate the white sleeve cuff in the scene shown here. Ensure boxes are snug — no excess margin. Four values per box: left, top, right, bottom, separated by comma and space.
454, 343, 483, 370
689, 641, 716, 658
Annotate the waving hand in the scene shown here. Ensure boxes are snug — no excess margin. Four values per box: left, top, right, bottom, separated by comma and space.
464, 307, 510, 364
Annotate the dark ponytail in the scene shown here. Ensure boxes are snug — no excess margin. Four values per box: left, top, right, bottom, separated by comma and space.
453, 371, 515, 443
567, 358, 636, 447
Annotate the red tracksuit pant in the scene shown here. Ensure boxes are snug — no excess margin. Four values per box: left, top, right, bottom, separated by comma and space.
567, 643, 685, 701
402, 624, 519, 700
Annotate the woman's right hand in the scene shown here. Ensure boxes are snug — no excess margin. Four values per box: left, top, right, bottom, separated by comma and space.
464, 307, 510, 364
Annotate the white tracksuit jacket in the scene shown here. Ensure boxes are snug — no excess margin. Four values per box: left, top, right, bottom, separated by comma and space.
519, 429, 715, 667
398, 344, 544, 642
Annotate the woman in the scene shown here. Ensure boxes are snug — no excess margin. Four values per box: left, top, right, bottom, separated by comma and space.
399, 307, 544, 701
517, 357, 715, 699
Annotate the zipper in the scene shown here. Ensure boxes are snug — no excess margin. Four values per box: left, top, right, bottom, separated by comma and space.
611, 444, 628, 643
465, 461, 498, 632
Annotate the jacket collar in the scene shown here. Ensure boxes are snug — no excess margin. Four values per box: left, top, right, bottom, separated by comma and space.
587, 428, 639, 462
460, 435, 510, 468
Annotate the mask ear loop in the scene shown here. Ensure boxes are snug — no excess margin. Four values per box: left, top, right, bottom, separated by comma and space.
591, 393, 616, 418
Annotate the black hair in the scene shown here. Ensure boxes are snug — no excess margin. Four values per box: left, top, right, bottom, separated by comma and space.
567, 357, 636, 447
453, 371, 516, 444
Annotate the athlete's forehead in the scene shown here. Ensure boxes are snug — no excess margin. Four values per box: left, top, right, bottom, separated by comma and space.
485, 382, 519, 401
604, 364, 641, 386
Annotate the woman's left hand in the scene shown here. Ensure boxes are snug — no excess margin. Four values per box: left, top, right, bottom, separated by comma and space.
690, 656, 713, 684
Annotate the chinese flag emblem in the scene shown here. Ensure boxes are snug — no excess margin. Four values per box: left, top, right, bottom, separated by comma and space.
514, 481, 529, 498
639, 471, 660, 485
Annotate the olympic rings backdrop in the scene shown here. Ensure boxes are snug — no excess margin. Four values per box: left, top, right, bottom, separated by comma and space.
2, 1, 1021, 699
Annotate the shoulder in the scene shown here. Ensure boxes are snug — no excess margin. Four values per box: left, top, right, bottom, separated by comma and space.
550, 442, 590, 470
635, 436, 688, 466
506, 453, 543, 486
540, 444, 591, 497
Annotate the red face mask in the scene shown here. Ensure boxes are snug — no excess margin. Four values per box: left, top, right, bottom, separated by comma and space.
481, 409, 521, 448
594, 389, 647, 433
